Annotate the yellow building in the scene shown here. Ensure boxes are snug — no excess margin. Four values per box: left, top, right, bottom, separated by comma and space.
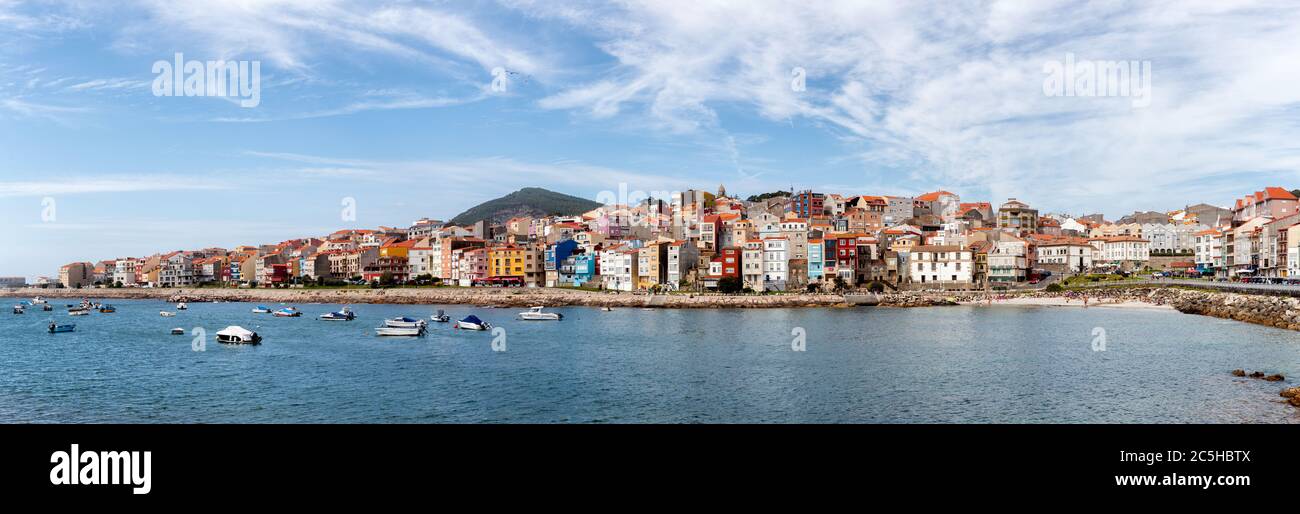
488, 245, 526, 278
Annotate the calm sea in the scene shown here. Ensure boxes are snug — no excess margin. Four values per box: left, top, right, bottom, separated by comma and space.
2, 299, 1298, 423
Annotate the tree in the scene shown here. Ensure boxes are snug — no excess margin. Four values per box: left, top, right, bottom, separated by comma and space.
717, 276, 743, 294
832, 276, 848, 293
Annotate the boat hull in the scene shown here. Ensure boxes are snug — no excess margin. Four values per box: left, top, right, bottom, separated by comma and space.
375, 327, 426, 337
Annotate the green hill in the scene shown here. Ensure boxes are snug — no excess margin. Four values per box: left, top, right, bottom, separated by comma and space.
448, 187, 603, 226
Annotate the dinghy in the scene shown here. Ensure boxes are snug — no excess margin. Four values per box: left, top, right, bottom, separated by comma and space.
430, 309, 450, 323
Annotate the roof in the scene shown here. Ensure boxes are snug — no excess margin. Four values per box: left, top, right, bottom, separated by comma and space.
915, 190, 955, 202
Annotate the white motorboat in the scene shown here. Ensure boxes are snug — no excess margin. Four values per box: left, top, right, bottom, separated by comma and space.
13, 305, 25, 314
176, 302, 188, 310
251, 305, 272, 314
601, 306, 612, 312
375, 326, 426, 337
384, 316, 428, 328
170, 328, 185, 335
30, 297, 47, 304
216, 326, 262, 345
69, 309, 90, 316
518, 306, 562, 320
319, 306, 355, 321
159, 311, 176, 317
455, 315, 491, 331
430, 309, 450, 323
272, 307, 302, 317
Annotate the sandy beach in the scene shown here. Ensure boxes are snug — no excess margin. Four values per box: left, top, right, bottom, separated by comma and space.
960, 296, 1177, 310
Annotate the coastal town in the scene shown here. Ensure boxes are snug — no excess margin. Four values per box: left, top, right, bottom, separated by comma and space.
12, 185, 1300, 295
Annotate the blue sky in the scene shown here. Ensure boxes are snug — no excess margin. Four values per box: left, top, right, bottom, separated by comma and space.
3, 0, 1300, 278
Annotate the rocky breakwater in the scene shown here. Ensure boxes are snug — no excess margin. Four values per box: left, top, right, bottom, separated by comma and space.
1162, 289, 1300, 331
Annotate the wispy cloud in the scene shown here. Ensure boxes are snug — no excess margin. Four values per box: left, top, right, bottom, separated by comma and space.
524, 0, 1300, 214
0, 176, 230, 197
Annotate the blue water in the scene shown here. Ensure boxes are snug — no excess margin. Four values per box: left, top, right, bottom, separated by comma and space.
2, 299, 1298, 423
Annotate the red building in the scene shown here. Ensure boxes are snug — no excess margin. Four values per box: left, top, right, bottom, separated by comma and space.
267, 263, 290, 285
713, 247, 741, 278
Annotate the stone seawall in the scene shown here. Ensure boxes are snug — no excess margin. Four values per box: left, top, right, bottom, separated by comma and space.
1161, 288, 1300, 331
1, 287, 959, 309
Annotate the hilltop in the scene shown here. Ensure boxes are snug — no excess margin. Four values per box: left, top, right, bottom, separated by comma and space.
447, 187, 603, 226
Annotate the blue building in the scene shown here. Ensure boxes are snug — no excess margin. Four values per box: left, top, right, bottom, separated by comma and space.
545, 239, 579, 286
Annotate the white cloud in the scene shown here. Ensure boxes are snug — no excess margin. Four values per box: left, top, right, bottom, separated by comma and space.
526, 0, 1300, 215
0, 176, 229, 197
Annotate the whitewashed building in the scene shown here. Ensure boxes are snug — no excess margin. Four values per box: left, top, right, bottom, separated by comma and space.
909, 245, 973, 287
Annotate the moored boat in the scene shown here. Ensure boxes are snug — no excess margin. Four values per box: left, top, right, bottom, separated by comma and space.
456, 315, 491, 331
159, 311, 175, 317
518, 306, 562, 320
251, 306, 272, 314
216, 326, 262, 345
47, 322, 75, 333
431, 309, 450, 323
69, 309, 90, 316
13, 305, 25, 314
98, 304, 116, 313
176, 302, 188, 310
30, 297, 47, 304
319, 306, 355, 321
272, 307, 302, 317
384, 316, 427, 328
375, 326, 427, 337
170, 328, 185, 335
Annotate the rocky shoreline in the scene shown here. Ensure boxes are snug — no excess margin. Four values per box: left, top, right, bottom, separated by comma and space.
7, 285, 1300, 330
1, 286, 960, 309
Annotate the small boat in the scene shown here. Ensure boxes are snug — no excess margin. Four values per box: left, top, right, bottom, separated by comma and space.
47, 322, 75, 333
30, 297, 47, 304
176, 302, 188, 310
518, 306, 562, 320
69, 309, 90, 316
430, 309, 450, 323
319, 306, 355, 321
601, 306, 612, 312
170, 328, 185, 335
216, 326, 262, 345
12, 305, 25, 314
251, 306, 272, 314
384, 316, 427, 328
98, 304, 116, 313
159, 311, 176, 317
272, 307, 302, 317
41, 304, 52, 311
456, 315, 491, 331
375, 326, 427, 337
